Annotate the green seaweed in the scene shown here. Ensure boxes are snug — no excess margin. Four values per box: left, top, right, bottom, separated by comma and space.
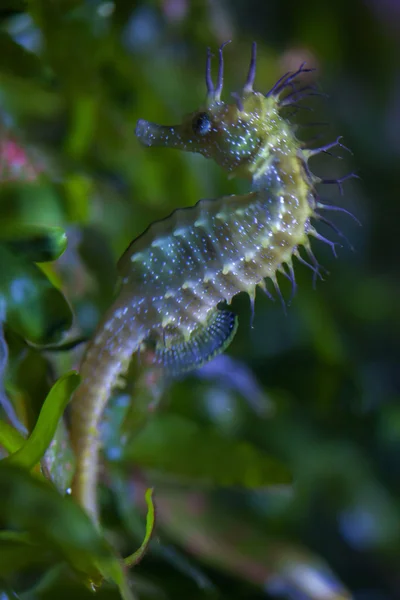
3, 371, 80, 470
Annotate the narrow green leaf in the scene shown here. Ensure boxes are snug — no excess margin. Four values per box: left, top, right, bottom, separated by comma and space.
63, 173, 92, 222
124, 489, 155, 568
65, 97, 98, 160
3, 371, 80, 469
124, 414, 291, 487
0, 420, 24, 455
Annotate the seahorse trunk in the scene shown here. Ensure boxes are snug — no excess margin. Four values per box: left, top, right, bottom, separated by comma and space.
70, 293, 148, 523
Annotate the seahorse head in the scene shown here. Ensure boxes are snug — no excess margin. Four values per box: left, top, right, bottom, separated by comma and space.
135, 43, 293, 180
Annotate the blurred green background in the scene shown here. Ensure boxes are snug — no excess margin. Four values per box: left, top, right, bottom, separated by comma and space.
0, 0, 399, 599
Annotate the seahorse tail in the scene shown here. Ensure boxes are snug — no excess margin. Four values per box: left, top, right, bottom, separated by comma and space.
70, 298, 146, 523
70, 373, 114, 524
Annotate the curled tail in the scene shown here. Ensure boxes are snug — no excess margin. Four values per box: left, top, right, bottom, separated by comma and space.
70, 295, 146, 523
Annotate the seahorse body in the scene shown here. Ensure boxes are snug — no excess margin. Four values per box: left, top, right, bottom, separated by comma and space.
71, 43, 351, 521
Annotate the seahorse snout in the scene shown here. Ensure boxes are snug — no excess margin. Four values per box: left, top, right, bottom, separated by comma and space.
135, 119, 155, 146
135, 118, 186, 149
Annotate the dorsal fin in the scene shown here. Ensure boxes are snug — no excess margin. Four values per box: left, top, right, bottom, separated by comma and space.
156, 309, 238, 377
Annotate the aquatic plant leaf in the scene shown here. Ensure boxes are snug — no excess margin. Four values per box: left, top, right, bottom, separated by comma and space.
124, 488, 155, 568
0, 465, 133, 597
0, 531, 52, 576
3, 371, 80, 470
0, 244, 72, 345
0, 182, 65, 230
123, 414, 291, 487
0, 225, 68, 263
0, 420, 25, 455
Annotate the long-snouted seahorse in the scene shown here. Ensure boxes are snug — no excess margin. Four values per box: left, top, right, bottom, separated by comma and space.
71, 42, 355, 522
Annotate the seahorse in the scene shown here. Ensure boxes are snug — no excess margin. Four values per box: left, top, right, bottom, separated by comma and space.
70, 42, 355, 522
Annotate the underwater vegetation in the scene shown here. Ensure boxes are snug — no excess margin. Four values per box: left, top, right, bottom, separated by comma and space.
0, 2, 399, 600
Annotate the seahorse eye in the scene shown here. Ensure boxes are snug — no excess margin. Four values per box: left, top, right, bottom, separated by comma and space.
192, 112, 212, 135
